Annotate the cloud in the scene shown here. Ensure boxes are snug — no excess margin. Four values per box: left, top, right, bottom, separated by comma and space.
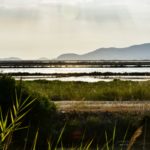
0, 0, 150, 59
1, 0, 149, 8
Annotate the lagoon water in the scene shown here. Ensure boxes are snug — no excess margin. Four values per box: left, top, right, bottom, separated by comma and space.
1, 67, 150, 82
1, 67, 150, 74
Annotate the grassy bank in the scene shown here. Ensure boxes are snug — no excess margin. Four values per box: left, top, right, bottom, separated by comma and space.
22, 80, 150, 101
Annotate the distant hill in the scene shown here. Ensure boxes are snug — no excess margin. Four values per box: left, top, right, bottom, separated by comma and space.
57, 53, 80, 60
38, 57, 49, 60
57, 43, 150, 60
0, 57, 21, 61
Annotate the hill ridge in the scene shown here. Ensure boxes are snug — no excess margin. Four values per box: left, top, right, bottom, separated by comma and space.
57, 43, 150, 60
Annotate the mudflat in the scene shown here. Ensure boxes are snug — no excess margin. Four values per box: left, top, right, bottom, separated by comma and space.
55, 101, 150, 113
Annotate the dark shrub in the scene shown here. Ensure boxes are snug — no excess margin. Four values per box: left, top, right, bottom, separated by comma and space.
15, 81, 57, 148
0, 75, 16, 111
0, 75, 56, 149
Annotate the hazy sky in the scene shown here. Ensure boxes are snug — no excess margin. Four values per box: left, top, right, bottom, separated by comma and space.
0, 0, 150, 59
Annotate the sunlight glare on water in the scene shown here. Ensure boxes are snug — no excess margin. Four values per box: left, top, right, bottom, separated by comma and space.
1, 67, 150, 74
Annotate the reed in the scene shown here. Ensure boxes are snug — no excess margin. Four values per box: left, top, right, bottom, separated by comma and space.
0, 92, 36, 150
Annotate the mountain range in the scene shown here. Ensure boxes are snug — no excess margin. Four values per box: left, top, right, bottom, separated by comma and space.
57, 43, 150, 60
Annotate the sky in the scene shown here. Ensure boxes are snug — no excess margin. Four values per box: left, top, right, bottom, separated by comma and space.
0, 0, 150, 59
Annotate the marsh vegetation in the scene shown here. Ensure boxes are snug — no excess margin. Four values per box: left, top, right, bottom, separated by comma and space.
0, 75, 150, 149
22, 79, 150, 101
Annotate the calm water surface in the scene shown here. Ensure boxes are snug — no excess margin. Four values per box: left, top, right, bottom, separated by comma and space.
1, 67, 150, 74
1, 67, 150, 82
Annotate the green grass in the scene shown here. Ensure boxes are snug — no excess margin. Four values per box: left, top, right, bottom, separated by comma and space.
21, 80, 150, 101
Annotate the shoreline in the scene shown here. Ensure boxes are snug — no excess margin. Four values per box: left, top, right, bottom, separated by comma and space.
1, 72, 150, 76
2, 72, 150, 82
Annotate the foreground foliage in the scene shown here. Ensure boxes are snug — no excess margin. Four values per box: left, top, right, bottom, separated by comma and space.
0, 75, 56, 149
0, 94, 35, 149
0, 76, 149, 149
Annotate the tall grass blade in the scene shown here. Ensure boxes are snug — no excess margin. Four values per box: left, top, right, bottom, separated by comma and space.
96, 144, 99, 150
47, 140, 51, 150
143, 118, 147, 150
13, 104, 17, 117
54, 124, 66, 150
84, 139, 93, 150
105, 131, 109, 150
112, 124, 116, 150
61, 141, 64, 150
127, 126, 143, 150
120, 125, 129, 150
15, 89, 20, 108
10, 111, 14, 125
31, 128, 39, 150
15, 109, 31, 123
20, 97, 36, 112
23, 125, 30, 150
15, 89, 20, 110
79, 129, 86, 150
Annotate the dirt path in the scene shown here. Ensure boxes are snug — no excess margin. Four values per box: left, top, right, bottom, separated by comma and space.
54, 101, 150, 113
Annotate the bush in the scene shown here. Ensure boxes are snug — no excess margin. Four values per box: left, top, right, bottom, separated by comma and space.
0, 75, 56, 148
16, 80, 56, 148
0, 75, 16, 111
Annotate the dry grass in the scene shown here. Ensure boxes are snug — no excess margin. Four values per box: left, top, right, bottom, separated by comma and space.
55, 101, 150, 113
